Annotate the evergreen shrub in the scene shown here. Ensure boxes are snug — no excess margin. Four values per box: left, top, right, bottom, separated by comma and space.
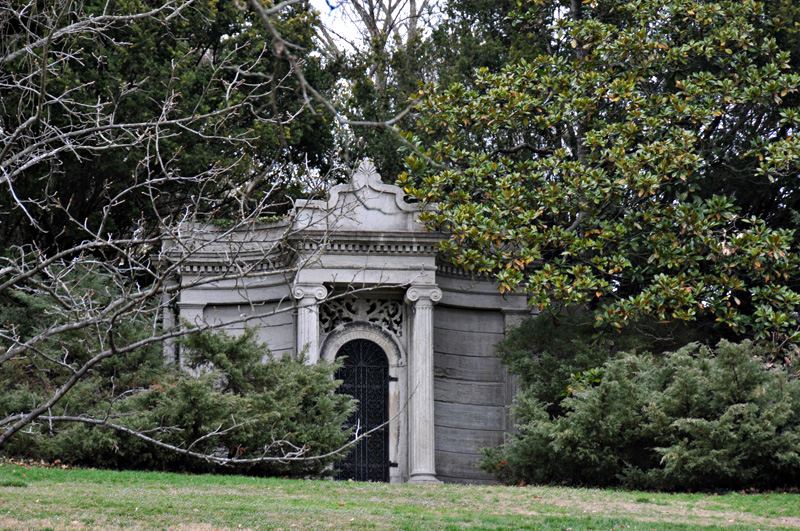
495, 309, 704, 415
1, 281, 356, 477
481, 340, 800, 490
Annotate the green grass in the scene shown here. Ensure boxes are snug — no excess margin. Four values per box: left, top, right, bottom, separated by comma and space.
1, 462, 799, 530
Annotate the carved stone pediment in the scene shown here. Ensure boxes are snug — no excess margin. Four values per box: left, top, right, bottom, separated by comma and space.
293, 160, 429, 233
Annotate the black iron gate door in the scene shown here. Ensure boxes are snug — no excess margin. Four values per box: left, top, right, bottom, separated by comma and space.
334, 339, 390, 482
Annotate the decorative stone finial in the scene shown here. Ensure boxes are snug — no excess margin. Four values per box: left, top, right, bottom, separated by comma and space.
352, 159, 381, 190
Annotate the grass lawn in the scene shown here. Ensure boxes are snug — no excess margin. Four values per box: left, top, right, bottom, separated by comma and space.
1, 460, 799, 530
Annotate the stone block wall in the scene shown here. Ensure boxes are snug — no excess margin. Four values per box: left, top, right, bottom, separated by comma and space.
203, 302, 295, 359
433, 306, 508, 484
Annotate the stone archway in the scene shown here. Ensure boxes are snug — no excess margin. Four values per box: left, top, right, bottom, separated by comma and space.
321, 324, 407, 483
334, 338, 390, 481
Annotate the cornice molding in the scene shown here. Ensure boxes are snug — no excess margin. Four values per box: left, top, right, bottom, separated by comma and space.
176, 254, 291, 274
293, 239, 439, 256
435, 261, 494, 280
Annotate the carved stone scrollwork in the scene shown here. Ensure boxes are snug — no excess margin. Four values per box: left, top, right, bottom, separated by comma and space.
320, 298, 404, 337
404, 286, 442, 304
292, 284, 328, 301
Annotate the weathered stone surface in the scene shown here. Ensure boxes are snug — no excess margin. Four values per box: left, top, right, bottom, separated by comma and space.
435, 450, 496, 482
204, 303, 295, 354
433, 352, 505, 382
433, 328, 505, 358
437, 274, 530, 311
434, 401, 507, 431
434, 306, 505, 334
435, 426, 505, 454
434, 378, 507, 406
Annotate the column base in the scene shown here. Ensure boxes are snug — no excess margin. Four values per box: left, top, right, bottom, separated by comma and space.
408, 473, 442, 485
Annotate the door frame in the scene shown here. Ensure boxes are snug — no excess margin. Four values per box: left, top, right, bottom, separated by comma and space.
320, 323, 407, 483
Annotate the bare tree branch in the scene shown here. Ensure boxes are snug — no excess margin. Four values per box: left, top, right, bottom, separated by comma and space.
34, 407, 401, 466
0, 0, 426, 471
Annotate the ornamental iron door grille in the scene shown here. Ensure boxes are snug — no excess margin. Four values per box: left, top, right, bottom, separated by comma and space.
334, 339, 390, 482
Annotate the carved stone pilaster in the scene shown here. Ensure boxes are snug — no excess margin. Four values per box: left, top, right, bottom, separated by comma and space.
176, 302, 206, 373
404, 285, 442, 484
161, 276, 180, 365
501, 308, 532, 436
502, 308, 531, 335
292, 284, 328, 364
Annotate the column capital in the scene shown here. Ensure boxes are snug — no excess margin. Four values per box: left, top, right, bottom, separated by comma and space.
404, 285, 442, 305
292, 283, 328, 302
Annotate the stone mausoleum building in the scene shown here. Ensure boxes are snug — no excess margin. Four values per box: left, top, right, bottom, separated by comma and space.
166, 161, 531, 484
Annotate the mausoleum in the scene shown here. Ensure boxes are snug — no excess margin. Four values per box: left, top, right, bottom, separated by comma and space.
166, 161, 531, 484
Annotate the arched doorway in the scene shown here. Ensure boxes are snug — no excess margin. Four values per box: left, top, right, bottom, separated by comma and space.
335, 338, 390, 482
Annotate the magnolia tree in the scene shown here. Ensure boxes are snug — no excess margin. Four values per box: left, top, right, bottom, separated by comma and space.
401, 0, 800, 351
0, 0, 363, 471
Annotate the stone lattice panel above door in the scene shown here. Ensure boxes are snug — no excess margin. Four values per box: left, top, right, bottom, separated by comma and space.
320, 298, 403, 337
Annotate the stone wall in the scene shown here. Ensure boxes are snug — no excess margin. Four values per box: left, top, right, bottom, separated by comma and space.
433, 306, 508, 484
203, 302, 295, 359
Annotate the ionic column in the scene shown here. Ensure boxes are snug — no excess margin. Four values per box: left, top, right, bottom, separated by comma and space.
405, 285, 442, 484
292, 284, 328, 364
